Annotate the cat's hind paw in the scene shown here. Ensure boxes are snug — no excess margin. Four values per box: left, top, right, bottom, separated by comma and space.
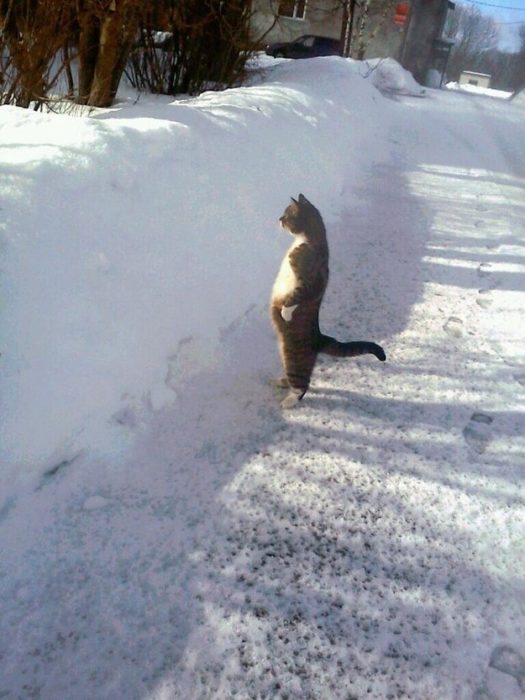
281, 388, 305, 409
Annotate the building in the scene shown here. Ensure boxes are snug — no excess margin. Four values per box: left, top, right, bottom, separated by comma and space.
459, 71, 491, 89
250, 1, 344, 45
400, 0, 455, 85
251, 0, 455, 86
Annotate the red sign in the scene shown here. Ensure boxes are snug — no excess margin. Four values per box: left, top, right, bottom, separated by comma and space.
393, 2, 410, 26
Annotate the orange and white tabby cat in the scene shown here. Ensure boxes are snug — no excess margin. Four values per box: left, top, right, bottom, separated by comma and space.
270, 194, 386, 408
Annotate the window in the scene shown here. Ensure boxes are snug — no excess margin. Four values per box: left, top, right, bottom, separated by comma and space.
278, 1, 307, 20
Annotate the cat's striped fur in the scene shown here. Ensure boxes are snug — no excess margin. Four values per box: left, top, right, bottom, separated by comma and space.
270, 194, 386, 409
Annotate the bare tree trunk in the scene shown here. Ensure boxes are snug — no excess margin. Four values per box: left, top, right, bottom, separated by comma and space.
356, 0, 370, 60
77, 10, 100, 103
76, 0, 140, 107
347, 0, 358, 56
88, 8, 126, 106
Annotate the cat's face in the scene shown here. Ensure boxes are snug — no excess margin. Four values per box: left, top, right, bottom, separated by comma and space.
279, 195, 310, 236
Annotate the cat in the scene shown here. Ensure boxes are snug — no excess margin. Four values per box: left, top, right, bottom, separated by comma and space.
270, 194, 386, 409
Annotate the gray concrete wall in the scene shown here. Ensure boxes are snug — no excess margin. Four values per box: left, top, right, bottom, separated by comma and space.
400, 0, 450, 84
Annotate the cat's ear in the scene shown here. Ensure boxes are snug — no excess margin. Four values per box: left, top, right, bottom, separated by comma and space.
298, 193, 308, 204
291, 196, 299, 205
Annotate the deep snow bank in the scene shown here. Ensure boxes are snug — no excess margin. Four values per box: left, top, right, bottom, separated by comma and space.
0, 57, 391, 497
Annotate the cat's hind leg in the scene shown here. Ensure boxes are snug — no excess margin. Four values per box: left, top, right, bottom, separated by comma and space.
272, 340, 291, 390
280, 348, 316, 409
271, 376, 290, 388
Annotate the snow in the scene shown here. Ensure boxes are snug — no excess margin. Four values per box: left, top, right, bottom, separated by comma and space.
446, 81, 513, 100
0, 57, 387, 486
511, 88, 525, 106
364, 57, 427, 97
1, 56, 525, 699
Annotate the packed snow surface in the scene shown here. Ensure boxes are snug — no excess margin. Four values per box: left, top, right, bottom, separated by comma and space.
1, 57, 524, 699
446, 81, 513, 100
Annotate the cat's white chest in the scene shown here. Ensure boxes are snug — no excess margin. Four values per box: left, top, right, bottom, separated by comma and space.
272, 255, 296, 298
272, 235, 304, 299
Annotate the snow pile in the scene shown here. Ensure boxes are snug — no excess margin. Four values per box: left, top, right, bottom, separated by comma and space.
363, 57, 426, 96
0, 57, 388, 497
250, 54, 426, 98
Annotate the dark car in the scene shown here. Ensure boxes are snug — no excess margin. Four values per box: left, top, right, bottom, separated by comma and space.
265, 35, 341, 59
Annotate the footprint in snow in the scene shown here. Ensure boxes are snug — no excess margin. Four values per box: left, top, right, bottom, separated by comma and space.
513, 372, 525, 388
476, 289, 493, 309
443, 316, 463, 338
463, 412, 493, 454
478, 262, 492, 278
489, 645, 525, 691
473, 645, 525, 698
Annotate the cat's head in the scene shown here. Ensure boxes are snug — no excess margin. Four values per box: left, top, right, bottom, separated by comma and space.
279, 194, 317, 236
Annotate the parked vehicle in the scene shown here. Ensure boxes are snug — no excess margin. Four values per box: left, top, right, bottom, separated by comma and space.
265, 35, 341, 59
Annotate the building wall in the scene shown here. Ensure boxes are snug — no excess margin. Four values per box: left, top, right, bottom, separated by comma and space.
250, 0, 344, 45
350, 0, 406, 60
250, 1, 407, 59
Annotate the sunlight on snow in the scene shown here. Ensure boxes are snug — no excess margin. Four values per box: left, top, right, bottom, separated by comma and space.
407, 163, 525, 280
408, 165, 525, 220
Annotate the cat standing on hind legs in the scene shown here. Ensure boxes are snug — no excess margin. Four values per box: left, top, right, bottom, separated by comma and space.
270, 194, 386, 409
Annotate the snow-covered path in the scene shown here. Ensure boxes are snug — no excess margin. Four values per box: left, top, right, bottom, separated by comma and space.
170, 91, 525, 700
1, 62, 524, 699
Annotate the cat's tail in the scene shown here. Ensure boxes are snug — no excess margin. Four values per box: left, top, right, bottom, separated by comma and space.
317, 334, 386, 362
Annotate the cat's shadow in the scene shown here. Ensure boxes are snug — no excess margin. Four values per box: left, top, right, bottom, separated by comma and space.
325, 162, 431, 342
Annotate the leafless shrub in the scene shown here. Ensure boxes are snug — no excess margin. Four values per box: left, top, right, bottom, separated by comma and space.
126, 0, 259, 97
0, 0, 72, 108
1, 0, 262, 108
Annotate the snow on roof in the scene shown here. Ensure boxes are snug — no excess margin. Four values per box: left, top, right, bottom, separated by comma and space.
460, 70, 491, 78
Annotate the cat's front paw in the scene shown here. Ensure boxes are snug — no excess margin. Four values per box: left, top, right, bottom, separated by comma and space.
281, 304, 298, 322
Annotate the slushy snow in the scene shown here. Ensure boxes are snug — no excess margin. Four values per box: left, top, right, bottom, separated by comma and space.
1, 56, 524, 699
